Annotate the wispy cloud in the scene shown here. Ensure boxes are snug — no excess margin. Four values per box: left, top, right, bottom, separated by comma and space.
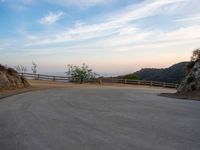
176, 14, 200, 22
45, 0, 111, 8
40, 11, 64, 25
26, 0, 185, 46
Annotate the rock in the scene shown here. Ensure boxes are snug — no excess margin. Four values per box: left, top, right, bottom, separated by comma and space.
177, 60, 200, 93
0, 65, 30, 89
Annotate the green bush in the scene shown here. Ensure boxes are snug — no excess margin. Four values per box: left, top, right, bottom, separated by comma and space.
123, 74, 138, 80
66, 63, 96, 84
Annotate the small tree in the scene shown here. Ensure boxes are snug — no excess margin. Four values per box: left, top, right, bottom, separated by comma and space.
191, 48, 200, 61
31, 61, 37, 74
15, 65, 27, 73
66, 63, 96, 83
187, 48, 200, 72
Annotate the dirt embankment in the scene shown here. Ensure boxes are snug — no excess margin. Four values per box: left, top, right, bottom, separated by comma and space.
0, 64, 30, 91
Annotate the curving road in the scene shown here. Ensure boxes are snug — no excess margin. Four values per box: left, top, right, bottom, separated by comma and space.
0, 86, 200, 150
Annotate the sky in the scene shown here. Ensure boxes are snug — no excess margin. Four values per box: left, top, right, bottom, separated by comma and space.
0, 0, 200, 76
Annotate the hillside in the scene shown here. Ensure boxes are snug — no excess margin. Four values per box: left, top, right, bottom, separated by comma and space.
127, 62, 188, 83
0, 64, 30, 90
178, 59, 200, 94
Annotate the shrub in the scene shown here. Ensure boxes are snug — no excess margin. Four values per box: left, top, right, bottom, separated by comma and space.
191, 84, 196, 91
187, 75, 195, 83
187, 61, 195, 72
7, 68, 18, 75
0, 64, 7, 71
191, 48, 200, 61
66, 63, 96, 84
123, 74, 138, 80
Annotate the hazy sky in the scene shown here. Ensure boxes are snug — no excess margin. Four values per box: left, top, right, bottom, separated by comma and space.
0, 0, 200, 76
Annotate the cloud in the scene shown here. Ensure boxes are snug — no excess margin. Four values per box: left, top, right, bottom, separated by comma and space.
45, 0, 111, 8
40, 11, 64, 25
2, 0, 36, 11
108, 0, 185, 23
176, 15, 200, 22
26, 0, 185, 46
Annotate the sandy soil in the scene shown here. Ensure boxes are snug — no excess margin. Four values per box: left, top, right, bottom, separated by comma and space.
0, 79, 175, 98
28, 80, 76, 88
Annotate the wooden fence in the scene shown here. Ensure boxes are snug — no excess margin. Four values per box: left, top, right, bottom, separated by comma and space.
111, 78, 178, 88
19, 73, 70, 82
20, 73, 178, 88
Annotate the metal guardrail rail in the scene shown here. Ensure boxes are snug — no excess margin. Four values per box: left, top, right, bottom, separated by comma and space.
19, 73, 178, 88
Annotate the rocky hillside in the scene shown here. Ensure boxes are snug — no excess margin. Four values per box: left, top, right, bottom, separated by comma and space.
177, 60, 200, 93
0, 64, 30, 89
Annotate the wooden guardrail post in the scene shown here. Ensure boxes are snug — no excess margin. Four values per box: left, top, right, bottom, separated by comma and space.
124, 79, 127, 84
37, 74, 40, 80
150, 81, 153, 87
34, 74, 36, 80
163, 82, 166, 88
99, 79, 102, 86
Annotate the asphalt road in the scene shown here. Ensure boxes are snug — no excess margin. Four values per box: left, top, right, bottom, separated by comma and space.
0, 86, 200, 150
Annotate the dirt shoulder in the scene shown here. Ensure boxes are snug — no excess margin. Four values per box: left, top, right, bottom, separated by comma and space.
0, 87, 40, 99
0, 80, 98, 99
159, 91, 200, 101
0, 79, 176, 99
0, 80, 72, 99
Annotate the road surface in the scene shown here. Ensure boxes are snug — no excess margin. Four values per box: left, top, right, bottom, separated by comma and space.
0, 86, 200, 150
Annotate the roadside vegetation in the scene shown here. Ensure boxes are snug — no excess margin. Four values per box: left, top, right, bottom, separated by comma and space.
123, 74, 138, 80
66, 63, 97, 84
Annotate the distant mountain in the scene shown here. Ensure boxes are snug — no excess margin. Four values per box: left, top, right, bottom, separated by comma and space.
133, 62, 188, 83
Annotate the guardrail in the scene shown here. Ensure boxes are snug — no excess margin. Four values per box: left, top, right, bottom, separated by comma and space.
19, 73, 178, 88
19, 73, 70, 82
112, 79, 178, 88
88, 78, 179, 89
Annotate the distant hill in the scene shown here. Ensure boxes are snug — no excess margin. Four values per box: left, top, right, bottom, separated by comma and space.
114, 62, 188, 83
133, 62, 188, 83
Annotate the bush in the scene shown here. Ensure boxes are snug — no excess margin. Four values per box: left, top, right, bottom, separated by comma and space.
0, 64, 7, 71
191, 48, 200, 61
123, 74, 138, 80
187, 75, 195, 83
7, 68, 18, 75
66, 63, 96, 84
187, 61, 195, 72
191, 84, 196, 91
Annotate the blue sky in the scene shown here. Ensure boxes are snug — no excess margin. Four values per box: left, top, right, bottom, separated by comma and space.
0, 0, 200, 76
